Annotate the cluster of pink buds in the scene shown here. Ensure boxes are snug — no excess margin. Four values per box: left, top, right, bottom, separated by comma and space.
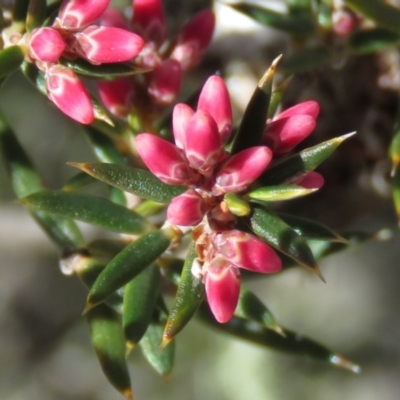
97, 0, 215, 118
27, 0, 145, 124
136, 75, 284, 323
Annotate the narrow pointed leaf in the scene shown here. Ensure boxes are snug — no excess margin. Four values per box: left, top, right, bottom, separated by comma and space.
162, 242, 204, 346
70, 162, 186, 203
281, 46, 331, 74
86, 229, 173, 309
348, 28, 400, 54
229, 3, 315, 37
249, 206, 321, 278
231, 57, 280, 154
0, 46, 25, 78
267, 76, 292, 119
277, 213, 347, 243
198, 304, 361, 373
224, 193, 251, 216
61, 57, 150, 78
86, 239, 128, 259
20, 190, 152, 234
248, 184, 317, 202
123, 263, 161, 348
0, 112, 83, 249
344, 0, 400, 34
63, 172, 97, 191
26, 0, 47, 31
140, 306, 175, 378
87, 304, 133, 399
236, 287, 284, 335
261, 133, 356, 185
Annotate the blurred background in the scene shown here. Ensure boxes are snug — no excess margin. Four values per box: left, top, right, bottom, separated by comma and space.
1, 0, 400, 399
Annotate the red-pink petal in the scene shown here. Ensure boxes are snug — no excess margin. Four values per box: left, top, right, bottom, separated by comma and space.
97, 77, 135, 118
148, 59, 182, 106
75, 26, 144, 64
197, 75, 232, 143
135, 133, 192, 185
185, 110, 222, 173
29, 27, 66, 63
98, 8, 128, 29
264, 115, 316, 154
132, 0, 166, 44
58, 0, 110, 30
46, 65, 94, 124
170, 9, 215, 71
205, 257, 240, 323
214, 147, 272, 194
274, 100, 320, 120
167, 189, 206, 226
214, 230, 282, 273
289, 171, 324, 189
172, 103, 195, 149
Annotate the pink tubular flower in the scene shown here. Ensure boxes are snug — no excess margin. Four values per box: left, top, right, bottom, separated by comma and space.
29, 27, 66, 63
46, 65, 94, 124
170, 9, 215, 71
74, 26, 145, 64
264, 100, 320, 154
58, 0, 110, 30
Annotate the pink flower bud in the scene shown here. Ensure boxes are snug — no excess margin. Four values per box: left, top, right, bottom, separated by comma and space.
148, 59, 182, 106
214, 230, 282, 273
29, 27, 66, 63
274, 101, 319, 120
98, 8, 128, 29
58, 0, 110, 30
97, 77, 135, 118
205, 257, 240, 323
167, 189, 206, 226
197, 75, 232, 143
46, 65, 94, 124
185, 110, 222, 173
170, 9, 215, 71
74, 26, 145, 64
214, 147, 272, 194
289, 171, 324, 189
172, 103, 194, 149
132, 0, 166, 44
264, 115, 316, 154
135, 133, 192, 185
333, 9, 358, 37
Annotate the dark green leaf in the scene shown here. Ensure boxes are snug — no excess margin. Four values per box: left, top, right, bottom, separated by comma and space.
162, 242, 204, 346
281, 46, 331, 74
70, 162, 186, 203
0, 46, 25, 78
348, 28, 400, 54
87, 304, 133, 399
26, 0, 47, 31
13, 0, 30, 22
63, 172, 97, 191
21, 190, 152, 234
85, 229, 173, 309
198, 304, 361, 373
249, 206, 322, 279
261, 133, 355, 185
123, 263, 161, 348
231, 57, 280, 154
21, 61, 46, 93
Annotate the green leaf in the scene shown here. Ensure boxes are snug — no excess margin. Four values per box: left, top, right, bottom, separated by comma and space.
123, 263, 161, 349
348, 28, 400, 54
267, 76, 292, 119
249, 206, 323, 279
198, 304, 361, 373
248, 184, 317, 202
0, 112, 84, 249
70, 162, 186, 203
139, 305, 175, 378
277, 213, 347, 243
231, 57, 280, 155
62, 172, 97, 191
21, 190, 152, 234
86, 238, 128, 259
236, 287, 284, 335
261, 132, 356, 185
26, 0, 47, 31
61, 57, 150, 78
87, 304, 133, 399
344, 0, 400, 34
230, 3, 315, 37
161, 242, 204, 347
281, 46, 331, 74
21, 61, 46, 94
0, 46, 25, 78
85, 228, 174, 309
13, 0, 30, 23
224, 193, 251, 216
